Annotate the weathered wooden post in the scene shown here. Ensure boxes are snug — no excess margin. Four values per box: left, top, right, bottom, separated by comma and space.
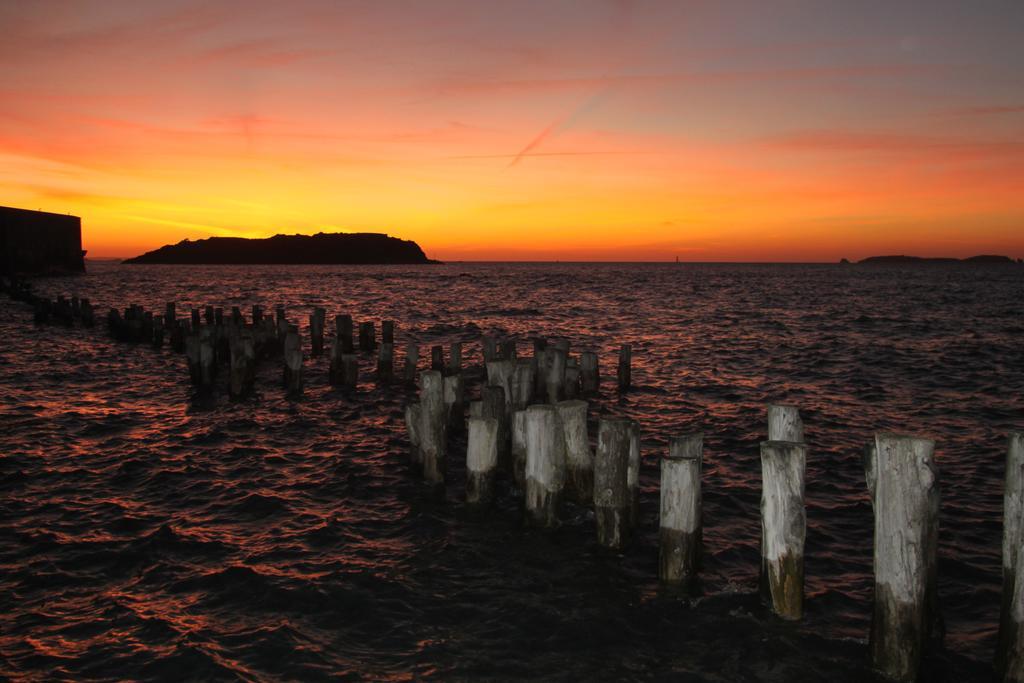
191, 308, 201, 329
524, 404, 566, 528
165, 302, 176, 325
594, 418, 634, 549
80, 298, 94, 327
512, 410, 528, 488
466, 416, 500, 505
382, 320, 395, 345
617, 344, 632, 392
511, 360, 535, 410
532, 338, 547, 401
486, 359, 515, 412
581, 351, 600, 396
481, 385, 509, 467
660, 433, 703, 584
377, 342, 394, 383
358, 321, 376, 353
229, 331, 255, 399
309, 307, 326, 356
760, 440, 807, 620
628, 421, 641, 528
283, 325, 303, 396
431, 345, 444, 371
544, 346, 567, 404
443, 373, 465, 431
205, 305, 215, 326
447, 342, 462, 375
404, 403, 423, 472
214, 307, 224, 327
151, 314, 164, 348
500, 337, 517, 361
231, 306, 243, 327
564, 357, 581, 399
403, 342, 419, 384
336, 314, 354, 353
252, 304, 263, 325
557, 400, 592, 505
419, 370, 447, 486
185, 330, 201, 384
998, 432, 1024, 682
864, 433, 939, 682
198, 328, 216, 389
482, 335, 498, 363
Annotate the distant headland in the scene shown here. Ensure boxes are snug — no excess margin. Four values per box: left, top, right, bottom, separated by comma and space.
124, 232, 436, 265
851, 254, 1019, 265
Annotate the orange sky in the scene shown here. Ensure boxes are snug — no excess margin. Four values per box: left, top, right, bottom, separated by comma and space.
2, 1, 1023, 261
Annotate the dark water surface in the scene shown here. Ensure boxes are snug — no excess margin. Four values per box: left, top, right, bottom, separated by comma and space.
1, 262, 1022, 681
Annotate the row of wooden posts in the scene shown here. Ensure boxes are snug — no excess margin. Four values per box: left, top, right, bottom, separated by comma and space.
406, 368, 1024, 683
3, 282, 1021, 682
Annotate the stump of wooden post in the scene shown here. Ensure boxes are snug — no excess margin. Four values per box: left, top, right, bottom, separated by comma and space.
500, 337, 517, 361
382, 320, 395, 345
229, 331, 255, 399
768, 404, 804, 442
481, 385, 510, 468
337, 314, 354, 354
341, 354, 358, 391
431, 345, 445, 371
556, 400, 592, 505
628, 421, 641, 528
198, 328, 216, 389
443, 373, 464, 431
405, 403, 423, 472
864, 433, 939, 682
377, 343, 394, 383
760, 440, 807, 620
998, 432, 1024, 682
617, 344, 632, 391
466, 416, 500, 505
403, 343, 419, 384
564, 358, 581, 399
482, 335, 498, 363
447, 342, 462, 375
660, 433, 703, 584
594, 418, 634, 549
511, 359, 535, 410
544, 347, 567, 404
419, 370, 447, 486
511, 410, 528, 489
524, 404, 566, 528
580, 348, 600, 393
283, 326, 303, 396
310, 307, 326, 356
191, 308, 201, 329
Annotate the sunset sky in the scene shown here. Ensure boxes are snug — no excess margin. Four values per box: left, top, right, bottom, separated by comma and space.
1, 1, 1022, 261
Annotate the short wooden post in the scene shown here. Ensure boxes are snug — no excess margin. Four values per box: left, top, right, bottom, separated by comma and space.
556, 400, 592, 505
336, 314, 354, 353
358, 321, 376, 353
447, 342, 462, 375
563, 357, 581, 399
760, 440, 807, 620
482, 335, 498, 363
329, 335, 344, 386
80, 298, 94, 327
403, 343, 419, 384
500, 337, 517, 361
382, 320, 395, 344
165, 302, 176, 325
481, 385, 509, 467
628, 421, 641, 528
431, 345, 444, 371
443, 373, 465, 430
532, 338, 547, 401
660, 433, 702, 584
309, 306, 326, 356
419, 370, 447, 486
377, 342, 394, 382
252, 304, 263, 324
524, 404, 565, 527
205, 305, 215, 326
198, 327, 215, 389
617, 344, 632, 391
486, 359, 515, 412
768, 404, 804, 442
511, 359, 534, 410
191, 308, 201, 329
512, 410, 528, 489
594, 418, 634, 549
185, 330, 201, 384
466, 416, 500, 505
580, 350, 599, 395
864, 433, 939, 682
404, 403, 423, 471
229, 331, 255, 399
151, 314, 164, 348
544, 346, 567, 404
998, 432, 1024, 682
283, 325, 303, 396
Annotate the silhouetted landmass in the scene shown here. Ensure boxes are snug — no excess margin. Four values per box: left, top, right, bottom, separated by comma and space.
124, 232, 435, 265
858, 254, 1016, 264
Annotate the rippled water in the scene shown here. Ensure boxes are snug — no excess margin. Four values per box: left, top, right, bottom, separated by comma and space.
2, 262, 1022, 681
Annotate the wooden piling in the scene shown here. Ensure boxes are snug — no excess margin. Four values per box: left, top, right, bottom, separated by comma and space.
524, 404, 566, 528
500, 337, 517, 361
443, 373, 465, 431
482, 335, 498, 363
512, 410, 528, 489
999, 432, 1024, 682
336, 314, 354, 353
191, 308, 201, 328
382, 320, 395, 345
556, 400, 592, 505
419, 370, 447, 486
581, 350, 600, 395
481, 385, 509, 468
283, 326, 303, 396
768, 404, 804, 442
617, 344, 632, 391
403, 342, 419, 384
341, 354, 358, 391
229, 330, 255, 399
544, 346, 567, 404
760, 440, 807, 620
198, 327, 215, 389
660, 433, 703, 584
594, 418, 634, 549
447, 342, 462, 375
377, 342, 394, 382
431, 345, 444, 371
864, 433, 939, 682
628, 421, 641, 528
466, 416, 500, 505
511, 359, 535, 410
404, 403, 423, 472
310, 307, 326, 356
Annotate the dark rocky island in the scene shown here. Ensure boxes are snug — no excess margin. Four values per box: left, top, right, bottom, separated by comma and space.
124, 232, 435, 265
858, 254, 1016, 264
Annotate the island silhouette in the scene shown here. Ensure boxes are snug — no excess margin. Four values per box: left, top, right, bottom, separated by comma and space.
124, 232, 435, 265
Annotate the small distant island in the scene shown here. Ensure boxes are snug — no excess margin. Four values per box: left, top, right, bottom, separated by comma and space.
852, 254, 1018, 265
124, 232, 435, 265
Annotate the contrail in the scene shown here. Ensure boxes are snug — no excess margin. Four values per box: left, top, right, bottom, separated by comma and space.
507, 84, 612, 168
